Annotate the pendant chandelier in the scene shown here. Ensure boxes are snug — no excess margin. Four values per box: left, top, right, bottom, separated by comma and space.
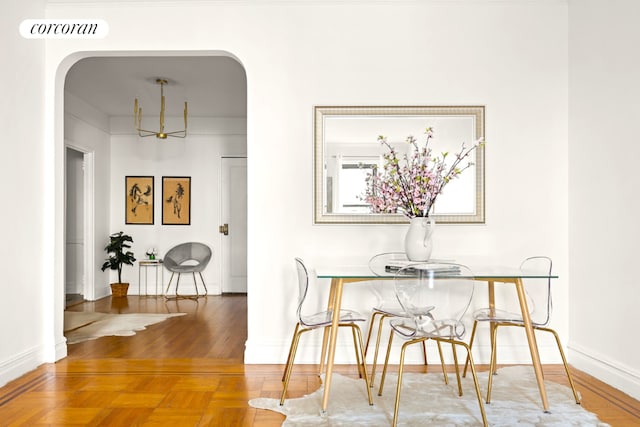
134, 78, 187, 139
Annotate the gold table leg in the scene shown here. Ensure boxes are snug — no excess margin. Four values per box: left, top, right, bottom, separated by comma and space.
514, 277, 550, 411
321, 277, 344, 414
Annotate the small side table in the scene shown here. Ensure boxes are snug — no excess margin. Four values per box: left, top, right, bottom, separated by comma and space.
138, 259, 163, 296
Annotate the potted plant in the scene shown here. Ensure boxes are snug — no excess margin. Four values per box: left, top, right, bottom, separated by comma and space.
101, 231, 136, 297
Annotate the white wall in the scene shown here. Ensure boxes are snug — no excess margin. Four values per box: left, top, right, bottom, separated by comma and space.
568, 0, 640, 399
44, 0, 570, 366
108, 120, 246, 295
0, 0, 48, 386
5, 0, 636, 400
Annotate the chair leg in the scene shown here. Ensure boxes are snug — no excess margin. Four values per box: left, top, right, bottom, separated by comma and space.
486, 323, 500, 403
451, 341, 464, 397
378, 328, 395, 396
351, 324, 374, 405
391, 338, 426, 427
164, 272, 176, 297
421, 339, 428, 365
463, 319, 479, 378
436, 340, 449, 385
391, 340, 411, 427
280, 327, 309, 405
350, 325, 364, 379
364, 311, 381, 358
198, 272, 208, 296
537, 326, 582, 404
282, 324, 301, 381
369, 313, 390, 387
192, 273, 200, 298
454, 339, 488, 427
175, 273, 182, 297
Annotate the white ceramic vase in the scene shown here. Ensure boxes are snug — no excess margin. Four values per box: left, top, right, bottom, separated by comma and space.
404, 216, 435, 261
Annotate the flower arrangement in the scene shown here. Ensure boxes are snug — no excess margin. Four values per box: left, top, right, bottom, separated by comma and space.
362, 127, 483, 218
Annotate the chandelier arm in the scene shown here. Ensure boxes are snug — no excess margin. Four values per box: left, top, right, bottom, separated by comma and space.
133, 78, 187, 139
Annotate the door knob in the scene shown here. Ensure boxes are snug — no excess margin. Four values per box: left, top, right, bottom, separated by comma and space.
219, 223, 229, 235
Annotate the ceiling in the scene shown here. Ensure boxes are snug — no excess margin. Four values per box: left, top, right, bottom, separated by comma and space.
65, 56, 247, 118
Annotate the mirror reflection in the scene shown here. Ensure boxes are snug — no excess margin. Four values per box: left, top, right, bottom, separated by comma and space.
314, 106, 485, 224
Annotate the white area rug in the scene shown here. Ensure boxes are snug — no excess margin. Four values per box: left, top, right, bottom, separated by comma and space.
64, 311, 186, 344
249, 366, 609, 426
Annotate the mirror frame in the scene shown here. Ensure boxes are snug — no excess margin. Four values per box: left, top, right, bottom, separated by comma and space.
314, 105, 485, 224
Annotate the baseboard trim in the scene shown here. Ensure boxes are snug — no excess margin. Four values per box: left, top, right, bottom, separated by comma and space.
569, 343, 640, 401
0, 346, 44, 389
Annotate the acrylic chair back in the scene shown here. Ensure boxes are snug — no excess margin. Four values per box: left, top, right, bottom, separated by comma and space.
367, 252, 408, 308
519, 256, 553, 326
394, 262, 475, 339
294, 257, 311, 323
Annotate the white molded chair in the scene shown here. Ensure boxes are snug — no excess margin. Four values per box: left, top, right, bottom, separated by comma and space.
280, 258, 373, 406
464, 256, 580, 404
378, 262, 487, 427
163, 242, 211, 299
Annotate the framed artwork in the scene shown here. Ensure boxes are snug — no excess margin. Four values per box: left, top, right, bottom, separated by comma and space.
162, 176, 191, 225
125, 176, 154, 224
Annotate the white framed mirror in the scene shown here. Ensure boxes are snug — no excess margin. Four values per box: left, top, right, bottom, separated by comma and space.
314, 106, 485, 224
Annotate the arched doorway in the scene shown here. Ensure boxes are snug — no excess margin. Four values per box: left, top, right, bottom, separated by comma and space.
58, 52, 247, 357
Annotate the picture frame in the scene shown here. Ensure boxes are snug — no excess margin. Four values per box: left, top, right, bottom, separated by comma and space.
125, 176, 154, 225
162, 176, 191, 225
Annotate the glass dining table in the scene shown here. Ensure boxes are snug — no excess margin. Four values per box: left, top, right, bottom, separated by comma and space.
314, 264, 559, 415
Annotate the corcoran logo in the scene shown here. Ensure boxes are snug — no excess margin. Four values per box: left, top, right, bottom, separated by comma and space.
20, 19, 108, 39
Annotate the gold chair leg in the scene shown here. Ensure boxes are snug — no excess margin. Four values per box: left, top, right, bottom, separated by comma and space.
391, 340, 412, 427
352, 324, 374, 405
457, 340, 488, 427
282, 324, 301, 382
319, 325, 330, 376
436, 340, 449, 385
421, 339, 428, 365
378, 328, 395, 396
537, 326, 581, 404
451, 341, 463, 396
486, 323, 500, 403
350, 325, 364, 379
463, 319, 478, 378
370, 313, 390, 387
280, 328, 309, 405
364, 311, 381, 357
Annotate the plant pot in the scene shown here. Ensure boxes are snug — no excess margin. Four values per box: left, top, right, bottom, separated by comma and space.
110, 282, 129, 297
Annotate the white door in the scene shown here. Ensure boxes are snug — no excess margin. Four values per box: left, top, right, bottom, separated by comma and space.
220, 157, 247, 293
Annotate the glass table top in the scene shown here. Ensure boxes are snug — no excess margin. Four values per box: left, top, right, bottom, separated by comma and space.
315, 264, 558, 280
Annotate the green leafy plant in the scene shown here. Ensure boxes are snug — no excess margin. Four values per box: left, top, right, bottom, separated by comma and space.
100, 231, 136, 283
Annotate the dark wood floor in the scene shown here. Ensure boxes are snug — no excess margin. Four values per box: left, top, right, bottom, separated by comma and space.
0, 295, 638, 426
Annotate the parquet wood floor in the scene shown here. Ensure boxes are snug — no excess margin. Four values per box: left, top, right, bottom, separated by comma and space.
0, 295, 637, 426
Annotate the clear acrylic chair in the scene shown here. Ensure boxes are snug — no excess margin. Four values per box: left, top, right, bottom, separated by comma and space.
280, 258, 373, 406
378, 262, 488, 427
163, 242, 211, 299
365, 252, 440, 386
464, 256, 580, 404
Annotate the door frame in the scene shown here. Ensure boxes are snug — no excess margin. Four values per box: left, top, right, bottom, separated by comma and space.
65, 143, 96, 301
